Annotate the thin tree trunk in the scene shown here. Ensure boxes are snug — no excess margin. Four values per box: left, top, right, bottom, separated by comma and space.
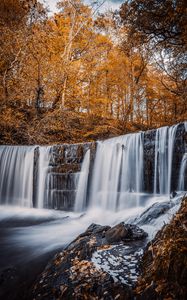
61, 75, 68, 107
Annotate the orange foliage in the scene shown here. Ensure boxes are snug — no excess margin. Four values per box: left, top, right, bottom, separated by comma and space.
0, 0, 186, 144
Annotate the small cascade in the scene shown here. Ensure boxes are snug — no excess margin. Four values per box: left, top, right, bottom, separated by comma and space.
74, 149, 90, 212
154, 124, 179, 195
178, 153, 187, 191
0, 146, 35, 207
89, 132, 144, 210
37, 146, 51, 208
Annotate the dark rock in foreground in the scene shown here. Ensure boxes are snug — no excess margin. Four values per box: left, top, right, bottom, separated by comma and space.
32, 223, 148, 300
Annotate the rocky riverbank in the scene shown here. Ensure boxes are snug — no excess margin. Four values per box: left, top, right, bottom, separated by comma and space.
32, 196, 187, 300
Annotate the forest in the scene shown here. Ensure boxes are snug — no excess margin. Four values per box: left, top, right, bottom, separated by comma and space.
1, 0, 186, 144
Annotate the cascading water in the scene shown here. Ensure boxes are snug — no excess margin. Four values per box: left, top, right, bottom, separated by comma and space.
37, 146, 51, 208
178, 153, 187, 191
0, 122, 186, 211
74, 149, 90, 212
0, 145, 52, 208
154, 124, 178, 195
0, 146, 35, 207
89, 132, 144, 211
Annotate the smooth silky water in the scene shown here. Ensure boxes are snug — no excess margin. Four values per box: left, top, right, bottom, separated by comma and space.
0, 123, 186, 299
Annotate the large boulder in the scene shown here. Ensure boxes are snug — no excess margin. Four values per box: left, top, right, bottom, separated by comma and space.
32, 223, 148, 300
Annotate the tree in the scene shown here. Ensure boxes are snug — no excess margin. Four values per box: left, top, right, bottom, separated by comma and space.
120, 0, 187, 101
0, 0, 46, 104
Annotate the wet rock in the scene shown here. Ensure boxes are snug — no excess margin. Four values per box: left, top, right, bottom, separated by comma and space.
105, 223, 148, 243
135, 201, 175, 225
32, 223, 148, 300
170, 190, 177, 198
105, 223, 129, 243
92, 242, 145, 287
79, 223, 111, 238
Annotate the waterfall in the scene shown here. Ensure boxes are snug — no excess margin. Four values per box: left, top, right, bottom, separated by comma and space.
0, 146, 35, 207
0, 122, 185, 211
74, 149, 90, 212
89, 132, 144, 210
178, 153, 187, 191
37, 146, 51, 208
154, 124, 178, 195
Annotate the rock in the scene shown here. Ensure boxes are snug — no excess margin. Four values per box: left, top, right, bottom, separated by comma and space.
105, 223, 148, 243
80, 223, 111, 237
32, 222, 148, 300
105, 223, 129, 243
170, 190, 177, 198
128, 224, 148, 240
135, 201, 174, 225
92, 242, 145, 287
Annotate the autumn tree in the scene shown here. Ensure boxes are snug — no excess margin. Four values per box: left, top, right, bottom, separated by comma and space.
0, 0, 47, 143
0, 0, 45, 103
120, 0, 187, 124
